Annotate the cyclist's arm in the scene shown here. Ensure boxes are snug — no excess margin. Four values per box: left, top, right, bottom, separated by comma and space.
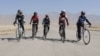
30, 16, 33, 24
37, 17, 39, 25
13, 15, 18, 25
59, 17, 61, 25
23, 15, 24, 20
22, 15, 25, 23
65, 17, 69, 25
85, 18, 91, 25
42, 18, 45, 24
48, 18, 50, 25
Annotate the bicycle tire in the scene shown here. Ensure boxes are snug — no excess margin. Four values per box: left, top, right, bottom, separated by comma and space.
83, 29, 90, 45
60, 26, 65, 43
16, 29, 20, 38
32, 24, 36, 38
44, 25, 48, 39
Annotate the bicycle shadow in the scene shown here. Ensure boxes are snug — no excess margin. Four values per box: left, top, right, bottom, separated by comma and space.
23, 36, 32, 39
0, 37, 32, 42
0, 36, 78, 43
35, 36, 78, 43
0, 37, 18, 42
0, 36, 32, 42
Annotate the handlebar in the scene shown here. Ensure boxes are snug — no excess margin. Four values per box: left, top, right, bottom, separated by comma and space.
84, 24, 91, 28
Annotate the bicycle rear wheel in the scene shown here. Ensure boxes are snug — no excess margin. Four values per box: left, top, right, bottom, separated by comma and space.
32, 24, 36, 39
83, 29, 90, 45
44, 26, 49, 38
60, 26, 65, 43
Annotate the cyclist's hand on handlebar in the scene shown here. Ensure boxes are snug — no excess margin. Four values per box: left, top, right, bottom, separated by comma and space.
13, 22, 16, 26
30, 22, 31, 25
89, 23, 92, 28
42, 23, 44, 25
67, 23, 69, 26
23, 21, 25, 23
89, 24, 91, 28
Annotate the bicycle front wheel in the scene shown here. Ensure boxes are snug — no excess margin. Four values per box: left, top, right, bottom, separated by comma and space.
83, 29, 90, 45
16, 29, 19, 38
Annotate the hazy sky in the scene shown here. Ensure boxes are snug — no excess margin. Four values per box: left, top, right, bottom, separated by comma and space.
0, 0, 100, 15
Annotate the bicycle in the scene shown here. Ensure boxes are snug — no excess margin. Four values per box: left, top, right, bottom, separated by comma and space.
16, 22, 25, 41
31, 23, 37, 39
76, 24, 91, 45
59, 24, 66, 43
43, 24, 49, 39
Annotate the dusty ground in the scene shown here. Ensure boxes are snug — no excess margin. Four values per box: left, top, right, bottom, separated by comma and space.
0, 25, 100, 56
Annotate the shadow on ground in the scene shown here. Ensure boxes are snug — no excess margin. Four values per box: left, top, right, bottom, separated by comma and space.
0, 36, 78, 43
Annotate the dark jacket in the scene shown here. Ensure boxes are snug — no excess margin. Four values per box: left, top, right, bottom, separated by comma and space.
15, 14, 24, 22
77, 16, 91, 26
42, 18, 50, 25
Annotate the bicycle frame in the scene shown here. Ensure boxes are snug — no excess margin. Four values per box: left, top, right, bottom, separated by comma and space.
81, 24, 89, 37
16, 22, 24, 39
32, 23, 37, 37
77, 24, 90, 45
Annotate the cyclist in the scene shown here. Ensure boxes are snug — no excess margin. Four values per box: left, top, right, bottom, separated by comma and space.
30, 12, 39, 33
42, 14, 50, 37
59, 10, 69, 38
13, 10, 25, 33
77, 11, 91, 41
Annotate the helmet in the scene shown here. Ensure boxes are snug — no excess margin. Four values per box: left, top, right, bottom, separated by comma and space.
62, 10, 66, 12
61, 10, 66, 14
17, 9, 21, 13
34, 12, 37, 15
45, 14, 48, 17
60, 10, 66, 17
34, 12, 37, 14
81, 11, 85, 15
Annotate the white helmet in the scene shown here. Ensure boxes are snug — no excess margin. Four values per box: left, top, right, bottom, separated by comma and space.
62, 9, 66, 11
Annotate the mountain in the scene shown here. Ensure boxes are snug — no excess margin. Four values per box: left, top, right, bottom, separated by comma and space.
0, 12, 100, 26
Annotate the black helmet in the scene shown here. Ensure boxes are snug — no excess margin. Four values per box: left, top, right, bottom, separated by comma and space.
45, 14, 48, 17
34, 12, 37, 15
17, 10, 21, 13
81, 11, 85, 15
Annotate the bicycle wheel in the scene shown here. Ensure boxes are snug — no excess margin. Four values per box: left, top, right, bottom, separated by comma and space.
32, 24, 36, 38
44, 26, 48, 38
16, 29, 19, 38
83, 29, 90, 45
16, 28, 21, 42
33, 27, 36, 37
19, 28, 23, 38
60, 26, 65, 43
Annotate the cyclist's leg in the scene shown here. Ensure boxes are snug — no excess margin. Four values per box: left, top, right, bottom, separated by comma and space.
77, 25, 81, 40
63, 25, 66, 39
20, 21, 24, 32
32, 24, 34, 36
59, 25, 61, 33
43, 25, 45, 36
48, 25, 50, 32
21, 24, 24, 32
